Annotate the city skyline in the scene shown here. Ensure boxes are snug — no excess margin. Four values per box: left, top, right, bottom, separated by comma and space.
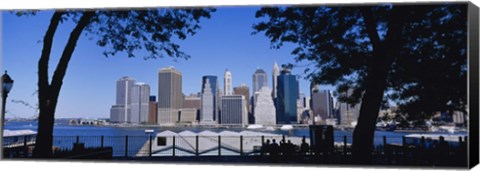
3, 8, 334, 119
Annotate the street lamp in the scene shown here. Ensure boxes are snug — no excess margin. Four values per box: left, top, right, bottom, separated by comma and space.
1, 70, 14, 158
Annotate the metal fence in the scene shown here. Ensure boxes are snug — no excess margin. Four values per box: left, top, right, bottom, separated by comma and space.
2, 135, 468, 166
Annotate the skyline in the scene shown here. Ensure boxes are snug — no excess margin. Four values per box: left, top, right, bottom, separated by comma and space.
3, 7, 334, 119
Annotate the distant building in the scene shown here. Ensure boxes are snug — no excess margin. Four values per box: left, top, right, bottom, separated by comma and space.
179, 108, 197, 123
254, 87, 276, 126
148, 96, 157, 125
221, 95, 247, 126
130, 83, 150, 124
202, 75, 219, 122
338, 89, 361, 127
304, 96, 311, 110
252, 68, 268, 110
183, 94, 201, 121
297, 98, 304, 124
224, 69, 232, 96
201, 78, 215, 124
157, 67, 183, 125
110, 76, 135, 123
233, 84, 251, 118
272, 62, 280, 99
276, 66, 299, 124
311, 89, 334, 123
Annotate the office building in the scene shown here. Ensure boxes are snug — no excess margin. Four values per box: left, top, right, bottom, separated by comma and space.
311, 89, 334, 123
130, 82, 150, 124
202, 75, 219, 122
224, 69, 232, 95
276, 66, 299, 124
272, 62, 279, 98
148, 96, 157, 125
233, 84, 250, 114
179, 108, 197, 123
221, 95, 247, 126
254, 87, 276, 126
201, 78, 215, 124
157, 67, 183, 125
338, 89, 361, 127
110, 76, 135, 123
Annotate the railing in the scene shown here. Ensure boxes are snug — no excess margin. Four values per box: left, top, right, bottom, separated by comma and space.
2, 135, 468, 166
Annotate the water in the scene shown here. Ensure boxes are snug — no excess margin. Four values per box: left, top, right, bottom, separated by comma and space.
6, 121, 466, 143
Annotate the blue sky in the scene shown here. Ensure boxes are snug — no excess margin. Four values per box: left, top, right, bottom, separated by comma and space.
2, 7, 333, 119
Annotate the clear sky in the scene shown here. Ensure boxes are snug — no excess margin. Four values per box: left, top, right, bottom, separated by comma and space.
2, 7, 333, 119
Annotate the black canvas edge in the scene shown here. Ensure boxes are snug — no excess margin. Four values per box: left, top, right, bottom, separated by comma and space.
468, 1, 479, 169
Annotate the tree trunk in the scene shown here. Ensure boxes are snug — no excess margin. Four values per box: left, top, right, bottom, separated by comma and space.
351, 6, 406, 164
33, 11, 95, 158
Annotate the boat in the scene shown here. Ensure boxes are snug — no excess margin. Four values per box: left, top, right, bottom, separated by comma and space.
280, 125, 294, 131
247, 124, 264, 129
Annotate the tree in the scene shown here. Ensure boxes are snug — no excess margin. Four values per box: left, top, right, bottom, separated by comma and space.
18, 8, 215, 158
253, 3, 467, 164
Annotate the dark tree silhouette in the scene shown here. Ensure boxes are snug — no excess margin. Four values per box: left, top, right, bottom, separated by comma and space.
253, 3, 467, 164
18, 8, 215, 158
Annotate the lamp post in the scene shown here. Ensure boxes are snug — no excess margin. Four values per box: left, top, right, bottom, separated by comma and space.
0, 71, 14, 159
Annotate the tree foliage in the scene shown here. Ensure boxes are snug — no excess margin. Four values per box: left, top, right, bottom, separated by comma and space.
253, 3, 467, 121
17, 8, 215, 158
253, 3, 467, 162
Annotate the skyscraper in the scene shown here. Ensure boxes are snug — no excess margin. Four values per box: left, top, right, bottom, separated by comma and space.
252, 68, 268, 113
311, 89, 334, 123
148, 96, 157, 125
253, 68, 268, 93
201, 79, 215, 124
272, 62, 279, 98
110, 76, 135, 123
202, 75, 219, 122
224, 69, 232, 96
130, 82, 150, 124
221, 95, 247, 126
233, 84, 250, 114
338, 89, 361, 127
157, 67, 183, 125
254, 87, 276, 126
276, 66, 299, 124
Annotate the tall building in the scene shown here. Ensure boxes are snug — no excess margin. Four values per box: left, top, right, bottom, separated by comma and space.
253, 68, 268, 93
252, 68, 268, 113
311, 89, 334, 123
272, 62, 280, 98
130, 82, 150, 124
224, 69, 232, 96
276, 66, 299, 124
338, 89, 361, 127
201, 78, 215, 124
202, 76, 219, 122
296, 98, 304, 124
110, 76, 135, 123
233, 84, 250, 114
221, 95, 247, 126
254, 87, 276, 126
148, 96, 157, 125
157, 67, 183, 125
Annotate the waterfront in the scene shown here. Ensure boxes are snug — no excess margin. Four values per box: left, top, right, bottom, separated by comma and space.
4, 121, 468, 145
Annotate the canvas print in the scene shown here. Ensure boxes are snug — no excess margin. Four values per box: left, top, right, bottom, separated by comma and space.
1, 2, 478, 169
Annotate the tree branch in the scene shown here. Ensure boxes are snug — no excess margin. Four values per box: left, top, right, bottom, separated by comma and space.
360, 7, 382, 51
38, 11, 64, 101
50, 11, 95, 98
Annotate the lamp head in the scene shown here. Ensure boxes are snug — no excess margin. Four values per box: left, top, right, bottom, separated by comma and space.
2, 71, 14, 94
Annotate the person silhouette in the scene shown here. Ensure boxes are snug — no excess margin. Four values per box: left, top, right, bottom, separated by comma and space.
271, 139, 280, 156
262, 139, 271, 155
435, 136, 450, 166
300, 137, 310, 156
